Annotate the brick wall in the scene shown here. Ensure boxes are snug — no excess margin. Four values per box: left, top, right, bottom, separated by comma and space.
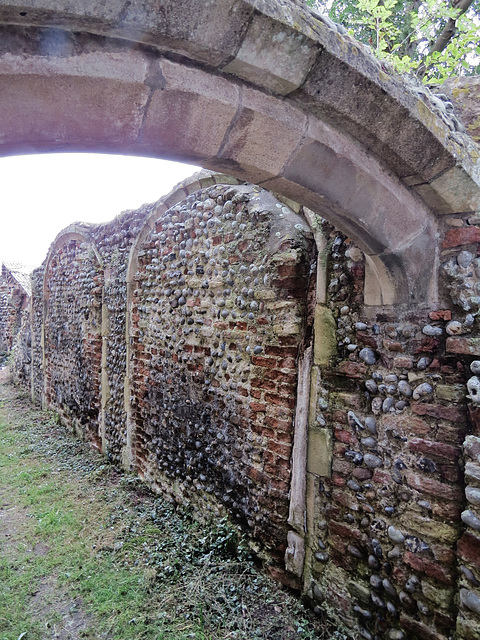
11, 173, 480, 639
303, 214, 480, 640
129, 183, 313, 559
17, 176, 314, 567
0, 264, 29, 355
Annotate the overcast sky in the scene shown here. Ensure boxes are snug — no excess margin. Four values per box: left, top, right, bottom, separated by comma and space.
0, 153, 198, 270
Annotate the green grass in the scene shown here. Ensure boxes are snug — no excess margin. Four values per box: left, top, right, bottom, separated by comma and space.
0, 384, 343, 640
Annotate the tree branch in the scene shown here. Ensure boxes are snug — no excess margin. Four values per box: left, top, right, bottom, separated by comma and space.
418, 0, 475, 76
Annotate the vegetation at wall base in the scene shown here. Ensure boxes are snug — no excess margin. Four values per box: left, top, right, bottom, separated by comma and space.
0, 379, 348, 640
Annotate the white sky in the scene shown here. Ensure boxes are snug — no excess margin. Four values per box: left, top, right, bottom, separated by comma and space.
0, 153, 199, 270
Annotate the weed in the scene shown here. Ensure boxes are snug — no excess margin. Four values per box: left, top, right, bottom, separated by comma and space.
0, 381, 344, 640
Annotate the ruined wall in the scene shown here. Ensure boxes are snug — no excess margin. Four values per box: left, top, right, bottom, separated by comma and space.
13, 170, 480, 639
0, 263, 29, 355
302, 212, 480, 640
21, 175, 313, 567
43, 234, 103, 446
129, 183, 313, 559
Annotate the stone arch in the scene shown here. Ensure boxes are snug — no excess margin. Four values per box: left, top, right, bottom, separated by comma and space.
43, 224, 104, 447
0, 1, 478, 306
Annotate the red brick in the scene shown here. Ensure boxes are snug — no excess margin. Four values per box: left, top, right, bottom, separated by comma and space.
272, 276, 306, 290
331, 459, 351, 475
429, 310, 452, 321
236, 386, 249, 397
249, 402, 266, 413
404, 551, 454, 585
265, 393, 296, 409
383, 339, 404, 352
263, 370, 297, 384
267, 441, 291, 458
333, 442, 347, 456
436, 424, 467, 445
246, 467, 268, 484
267, 566, 301, 591
270, 478, 289, 492
264, 345, 298, 357
432, 499, 458, 522
468, 406, 480, 436
251, 356, 277, 368
406, 472, 463, 501
277, 263, 301, 278
400, 612, 449, 640
457, 531, 480, 570
393, 355, 414, 368
277, 383, 296, 396
329, 520, 361, 540
355, 331, 377, 348
431, 544, 456, 565
352, 468, 373, 480
412, 403, 467, 423
336, 361, 367, 378
442, 227, 480, 248
332, 488, 359, 510
275, 431, 293, 444
328, 535, 348, 558
331, 473, 346, 486
408, 438, 461, 462
251, 378, 276, 392
334, 428, 357, 445
264, 416, 292, 431
434, 612, 455, 636
446, 336, 480, 356
264, 463, 290, 481
372, 469, 391, 484
440, 464, 461, 483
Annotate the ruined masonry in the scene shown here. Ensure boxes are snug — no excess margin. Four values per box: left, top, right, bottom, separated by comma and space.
2, 0, 480, 639
0, 262, 31, 361
1, 166, 479, 640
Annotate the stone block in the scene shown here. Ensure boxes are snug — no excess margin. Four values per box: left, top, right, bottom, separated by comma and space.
436, 384, 466, 403
284, 530, 305, 577
209, 87, 306, 182
464, 436, 480, 460
141, 60, 239, 163
404, 513, 458, 544
223, 13, 318, 95
307, 426, 332, 477
313, 305, 336, 366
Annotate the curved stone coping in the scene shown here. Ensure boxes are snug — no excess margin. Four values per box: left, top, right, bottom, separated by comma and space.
0, 0, 478, 216
42, 222, 103, 299
126, 171, 244, 287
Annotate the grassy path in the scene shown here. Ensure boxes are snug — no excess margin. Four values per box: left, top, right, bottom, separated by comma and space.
0, 374, 340, 640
